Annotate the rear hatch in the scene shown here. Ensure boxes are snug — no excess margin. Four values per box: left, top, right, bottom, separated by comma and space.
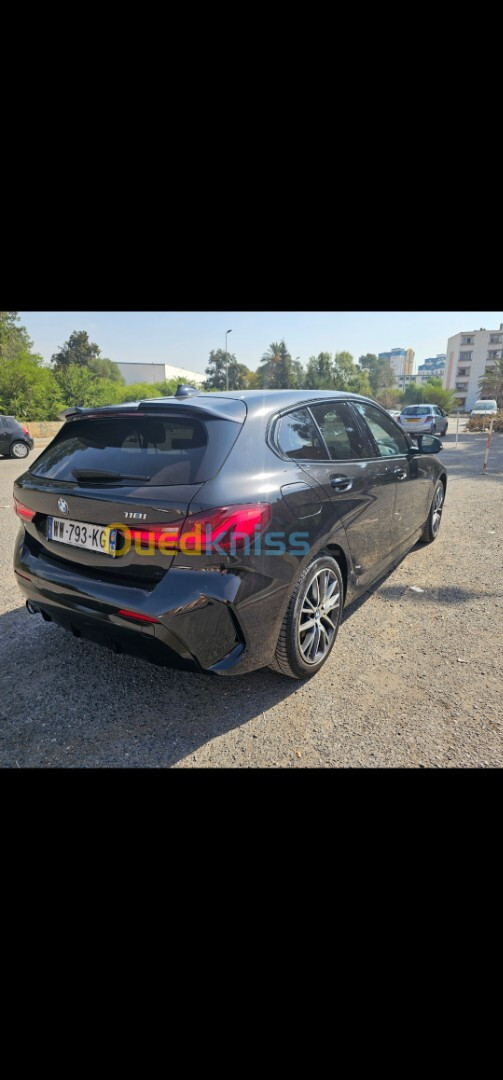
14, 401, 246, 586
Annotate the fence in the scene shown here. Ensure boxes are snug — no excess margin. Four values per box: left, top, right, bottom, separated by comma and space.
24, 421, 64, 438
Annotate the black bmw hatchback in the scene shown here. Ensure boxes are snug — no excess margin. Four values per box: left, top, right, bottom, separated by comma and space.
13, 390, 447, 679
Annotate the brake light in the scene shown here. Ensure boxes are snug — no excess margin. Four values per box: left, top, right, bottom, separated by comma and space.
118, 609, 160, 623
118, 504, 272, 556
127, 524, 181, 552
179, 504, 272, 553
22, 427, 30, 435
14, 498, 35, 521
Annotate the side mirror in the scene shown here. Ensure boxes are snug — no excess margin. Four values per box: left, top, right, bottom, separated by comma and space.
412, 434, 443, 454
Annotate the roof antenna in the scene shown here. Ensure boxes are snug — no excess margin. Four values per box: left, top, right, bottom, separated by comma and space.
175, 384, 200, 398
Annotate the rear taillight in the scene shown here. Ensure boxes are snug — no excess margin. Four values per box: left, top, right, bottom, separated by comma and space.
118, 504, 272, 556
127, 524, 181, 552
179, 504, 272, 553
22, 427, 30, 435
14, 498, 35, 521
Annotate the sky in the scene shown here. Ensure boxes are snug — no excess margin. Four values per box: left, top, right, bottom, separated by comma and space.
19, 311, 503, 376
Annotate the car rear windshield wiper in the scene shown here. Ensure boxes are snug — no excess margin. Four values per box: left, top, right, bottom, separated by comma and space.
71, 469, 151, 483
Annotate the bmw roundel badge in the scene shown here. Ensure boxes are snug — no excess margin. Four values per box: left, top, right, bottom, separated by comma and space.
57, 498, 69, 515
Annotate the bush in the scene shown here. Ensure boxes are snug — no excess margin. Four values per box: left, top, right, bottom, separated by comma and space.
466, 411, 503, 432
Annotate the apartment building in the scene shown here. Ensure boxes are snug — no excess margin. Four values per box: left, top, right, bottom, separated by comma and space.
416, 355, 446, 384
443, 327, 503, 410
378, 347, 415, 378
395, 373, 417, 390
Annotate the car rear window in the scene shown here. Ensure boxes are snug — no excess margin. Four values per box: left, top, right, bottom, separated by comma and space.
402, 406, 432, 416
30, 414, 242, 486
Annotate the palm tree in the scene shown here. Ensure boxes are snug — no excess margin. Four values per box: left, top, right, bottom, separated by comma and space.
257, 340, 294, 389
478, 357, 503, 408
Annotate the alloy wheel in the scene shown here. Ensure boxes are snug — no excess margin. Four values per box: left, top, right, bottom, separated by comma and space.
431, 484, 444, 535
298, 567, 341, 665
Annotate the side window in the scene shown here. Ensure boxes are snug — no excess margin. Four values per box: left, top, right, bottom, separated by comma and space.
353, 402, 409, 457
310, 401, 371, 460
276, 408, 326, 461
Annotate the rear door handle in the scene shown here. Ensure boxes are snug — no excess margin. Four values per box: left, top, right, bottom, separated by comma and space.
393, 467, 407, 480
330, 475, 353, 492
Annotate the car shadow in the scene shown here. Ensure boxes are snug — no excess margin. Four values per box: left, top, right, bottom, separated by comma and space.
0, 605, 303, 768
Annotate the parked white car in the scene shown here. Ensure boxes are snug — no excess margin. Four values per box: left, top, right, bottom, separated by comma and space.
470, 399, 497, 416
399, 405, 448, 436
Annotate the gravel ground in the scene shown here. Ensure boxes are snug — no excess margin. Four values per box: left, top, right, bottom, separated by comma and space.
0, 428, 502, 768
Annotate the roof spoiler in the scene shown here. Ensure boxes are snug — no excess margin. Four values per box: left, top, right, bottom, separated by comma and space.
138, 399, 242, 422
59, 406, 87, 420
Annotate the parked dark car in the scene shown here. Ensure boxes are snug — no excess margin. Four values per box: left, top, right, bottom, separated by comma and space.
13, 391, 447, 679
0, 415, 34, 458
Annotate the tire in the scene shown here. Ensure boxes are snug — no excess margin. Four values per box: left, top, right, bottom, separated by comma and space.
10, 441, 29, 459
270, 555, 343, 679
443, 422, 448, 435
430, 422, 436, 435
421, 480, 445, 544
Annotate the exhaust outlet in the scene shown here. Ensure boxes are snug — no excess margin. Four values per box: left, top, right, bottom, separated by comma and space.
26, 601, 38, 615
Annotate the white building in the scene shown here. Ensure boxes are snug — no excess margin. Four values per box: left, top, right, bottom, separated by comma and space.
117, 362, 204, 386
395, 373, 417, 390
443, 326, 503, 410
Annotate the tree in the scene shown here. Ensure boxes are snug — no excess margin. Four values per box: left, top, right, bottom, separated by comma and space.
421, 377, 457, 412
245, 369, 259, 389
400, 377, 456, 411
304, 352, 333, 389
0, 311, 32, 360
333, 352, 373, 396
51, 330, 103, 371
402, 382, 424, 405
86, 356, 125, 383
359, 353, 395, 395
291, 360, 305, 389
256, 341, 296, 389
349, 368, 373, 397
117, 381, 168, 403
478, 357, 503, 408
375, 387, 402, 409
0, 353, 64, 419
147, 378, 183, 397
204, 349, 250, 391
54, 364, 122, 409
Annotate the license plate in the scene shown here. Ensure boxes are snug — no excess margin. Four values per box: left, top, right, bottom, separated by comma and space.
407, 418, 420, 422
48, 516, 117, 556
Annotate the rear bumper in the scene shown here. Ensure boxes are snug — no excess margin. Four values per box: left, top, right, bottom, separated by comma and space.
14, 531, 251, 674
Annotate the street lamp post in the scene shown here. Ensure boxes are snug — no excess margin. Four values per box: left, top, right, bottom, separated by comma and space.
225, 329, 232, 389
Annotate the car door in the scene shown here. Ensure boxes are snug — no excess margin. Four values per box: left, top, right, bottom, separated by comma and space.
289, 400, 398, 588
350, 400, 431, 547
0, 417, 10, 456
433, 407, 444, 434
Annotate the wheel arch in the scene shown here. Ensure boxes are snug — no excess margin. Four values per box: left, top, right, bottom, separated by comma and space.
9, 439, 30, 456
438, 470, 447, 495
319, 543, 349, 602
